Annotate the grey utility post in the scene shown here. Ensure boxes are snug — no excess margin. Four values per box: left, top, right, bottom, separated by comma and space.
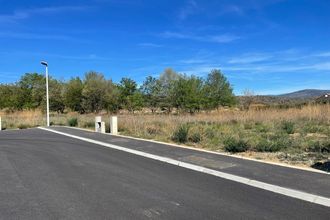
41, 61, 50, 127
0, 117, 2, 131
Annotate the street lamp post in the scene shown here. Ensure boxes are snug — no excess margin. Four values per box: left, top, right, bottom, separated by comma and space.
41, 61, 50, 127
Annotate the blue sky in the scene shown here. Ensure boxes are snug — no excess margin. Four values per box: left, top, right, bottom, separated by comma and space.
0, 0, 329, 95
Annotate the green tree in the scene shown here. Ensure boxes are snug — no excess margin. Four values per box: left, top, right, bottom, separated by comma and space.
0, 84, 22, 110
158, 68, 180, 112
18, 73, 46, 109
204, 69, 236, 109
104, 80, 121, 113
49, 79, 65, 113
82, 71, 108, 113
172, 75, 204, 113
65, 77, 84, 113
141, 76, 161, 112
118, 77, 144, 112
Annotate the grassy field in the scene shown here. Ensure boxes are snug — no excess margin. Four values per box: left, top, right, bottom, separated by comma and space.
1, 105, 329, 169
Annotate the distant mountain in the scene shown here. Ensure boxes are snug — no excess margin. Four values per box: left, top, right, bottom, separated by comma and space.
276, 89, 330, 99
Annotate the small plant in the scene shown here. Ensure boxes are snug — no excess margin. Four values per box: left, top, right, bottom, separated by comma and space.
67, 118, 78, 127
18, 124, 29, 129
307, 141, 330, 153
281, 121, 295, 134
189, 132, 201, 143
205, 127, 215, 139
172, 124, 189, 143
255, 139, 281, 152
83, 121, 94, 128
224, 137, 249, 153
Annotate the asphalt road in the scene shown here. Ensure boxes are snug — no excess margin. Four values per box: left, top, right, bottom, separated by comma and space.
0, 128, 329, 219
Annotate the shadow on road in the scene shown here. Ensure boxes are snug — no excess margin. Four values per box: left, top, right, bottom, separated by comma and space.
312, 161, 330, 172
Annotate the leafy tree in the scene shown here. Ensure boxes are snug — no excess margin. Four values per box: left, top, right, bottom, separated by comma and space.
158, 68, 180, 112
65, 77, 84, 113
118, 77, 144, 112
172, 75, 204, 113
82, 71, 108, 113
49, 79, 65, 113
204, 69, 236, 109
19, 73, 46, 109
141, 76, 161, 113
0, 84, 22, 110
126, 92, 144, 113
104, 80, 121, 113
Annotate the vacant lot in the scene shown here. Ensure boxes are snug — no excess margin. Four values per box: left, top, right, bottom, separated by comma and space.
1, 104, 329, 168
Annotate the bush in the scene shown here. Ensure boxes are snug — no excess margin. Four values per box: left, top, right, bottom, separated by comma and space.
172, 124, 189, 143
205, 127, 215, 139
307, 141, 330, 153
256, 139, 281, 152
189, 132, 201, 143
68, 118, 78, 127
83, 121, 94, 128
224, 137, 249, 153
281, 121, 295, 134
18, 124, 29, 129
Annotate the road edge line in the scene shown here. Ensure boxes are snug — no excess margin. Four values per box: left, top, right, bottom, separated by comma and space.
39, 127, 330, 207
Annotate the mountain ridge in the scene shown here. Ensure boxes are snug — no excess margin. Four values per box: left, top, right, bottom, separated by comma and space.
275, 89, 330, 99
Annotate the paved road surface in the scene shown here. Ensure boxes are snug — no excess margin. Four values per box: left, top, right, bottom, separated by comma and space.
0, 128, 329, 219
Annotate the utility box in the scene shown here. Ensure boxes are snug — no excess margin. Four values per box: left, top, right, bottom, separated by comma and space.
95, 116, 102, 132
95, 116, 105, 133
110, 116, 118, 135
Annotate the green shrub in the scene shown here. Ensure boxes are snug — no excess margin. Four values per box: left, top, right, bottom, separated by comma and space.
172, 124, 189, 143
68, 118, 78, 127
189, 132, 201, 143
18, 124, 29, 129
205, 127, 215, 139
224, 137, 249, 153
244, 123, 253, 130
255, 139, 282, 152
255, 123, 269, 133
83, 121, 94, 128
307, 141, 330, 153
281, 121, 295, 134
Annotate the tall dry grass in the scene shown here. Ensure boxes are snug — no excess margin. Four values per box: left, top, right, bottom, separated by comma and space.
117, 105, 330, 137
1, 104, 329, 130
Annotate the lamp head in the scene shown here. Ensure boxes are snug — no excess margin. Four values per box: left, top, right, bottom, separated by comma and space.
41, 61, 48, 66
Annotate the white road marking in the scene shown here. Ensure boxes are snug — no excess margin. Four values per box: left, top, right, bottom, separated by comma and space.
39, 127, 330, 207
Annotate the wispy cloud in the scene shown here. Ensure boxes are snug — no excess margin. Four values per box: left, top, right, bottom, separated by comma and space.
0, 6, 88, 23
138, 43, 163, 48
160, 31, 240, 43
0, 31, 74, 41
178, 0, 199, 20
228, 53, 273, 64
314, 52, 330, 57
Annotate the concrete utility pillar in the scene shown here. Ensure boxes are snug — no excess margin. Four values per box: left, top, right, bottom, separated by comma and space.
0, 117, 2, 131
110, 116, 118, 135
95, 116, 105, 133
95, 116, 101, 132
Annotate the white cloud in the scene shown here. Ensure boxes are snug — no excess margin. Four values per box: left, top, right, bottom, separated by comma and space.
178, 0, 199, 20
0, 6, 88, 23
160, 31, 240, 43
138, 43, 163, 48
228, 53, 273, 64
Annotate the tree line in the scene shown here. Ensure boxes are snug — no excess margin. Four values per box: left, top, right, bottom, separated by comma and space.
0, 68, 237, 113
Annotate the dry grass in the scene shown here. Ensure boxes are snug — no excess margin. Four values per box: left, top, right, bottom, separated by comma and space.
1, 105, 329, 168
